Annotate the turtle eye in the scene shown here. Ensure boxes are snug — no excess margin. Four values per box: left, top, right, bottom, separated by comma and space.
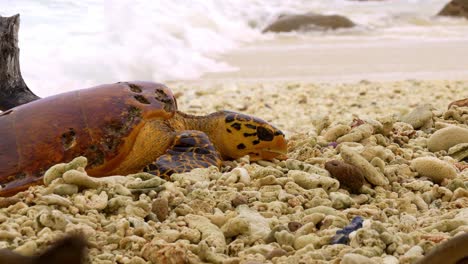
257, 126, 274, 141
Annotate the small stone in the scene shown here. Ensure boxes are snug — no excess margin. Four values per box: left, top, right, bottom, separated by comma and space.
231, 195, 248, 207
288, 221, 303, 232
266, 248, 287, 260
341, 253, 374, 264
448, 143, 468, 161
265, 225, 288, 244
325, 160, 364, 193
152, 197, 169, 222
427, 126, 468, 152
401, 104, 433, 130
410, 157, 458, 184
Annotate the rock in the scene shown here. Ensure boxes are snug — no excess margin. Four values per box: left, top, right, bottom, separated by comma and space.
323, 124, 351, 142
288, 221, 303, 232
448, 98, 468, 109
438, 0, 468, 19
427, 126, 468, 152
231, 195, 248, 207
325, 160, 365, 193
266, 248, 287, 260
341, 253, 374, 264
141, 240, 191, 264
340, 146, 389, 186
401, 104, 433, 130
448, 143, 468, 161
263, 12, 355, 33
410, 157, 458, 184
152, 197, 169, 222
337, 124, 374, 143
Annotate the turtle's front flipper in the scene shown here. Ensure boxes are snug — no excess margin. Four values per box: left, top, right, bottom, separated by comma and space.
144, 130, 222, 179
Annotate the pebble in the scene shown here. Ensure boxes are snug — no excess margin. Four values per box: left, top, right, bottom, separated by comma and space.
427, 126, 468, 152
410, 157, 458, 183
152, 197, 169, 222
325, 160, 364, 193
288, 221, 302, 232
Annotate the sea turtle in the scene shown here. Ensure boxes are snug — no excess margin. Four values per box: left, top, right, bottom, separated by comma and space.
0, 81, 287, 196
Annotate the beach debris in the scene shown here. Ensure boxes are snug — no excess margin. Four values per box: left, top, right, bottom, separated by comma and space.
331, 216, 364, 244
0, 14, 40, 111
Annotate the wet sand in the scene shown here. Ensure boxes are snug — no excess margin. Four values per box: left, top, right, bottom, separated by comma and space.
201, 37, 468, 82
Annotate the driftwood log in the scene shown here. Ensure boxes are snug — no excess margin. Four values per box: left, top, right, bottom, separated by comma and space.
0, 14, 39, 111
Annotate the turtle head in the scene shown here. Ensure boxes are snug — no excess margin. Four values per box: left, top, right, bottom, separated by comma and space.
215, 111, 287, 161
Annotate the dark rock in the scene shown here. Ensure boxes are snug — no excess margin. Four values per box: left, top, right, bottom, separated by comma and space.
152, 197, 169, 222
325, 160, 365, 193
288, 221, 302, 232
231, 195, 248, 207
438, 0, 468, 19
263, 12, 355, 33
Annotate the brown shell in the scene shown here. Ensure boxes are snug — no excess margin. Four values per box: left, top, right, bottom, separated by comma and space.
0, 81, 177, 195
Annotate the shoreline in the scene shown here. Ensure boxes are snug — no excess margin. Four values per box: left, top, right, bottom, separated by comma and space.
199, 37, 468, 83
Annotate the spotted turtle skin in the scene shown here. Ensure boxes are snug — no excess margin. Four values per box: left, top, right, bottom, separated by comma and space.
144, 130, 222, 179
0, 81, 177, 195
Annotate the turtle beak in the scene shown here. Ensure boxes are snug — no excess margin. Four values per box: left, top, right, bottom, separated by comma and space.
257, 135, 288, 161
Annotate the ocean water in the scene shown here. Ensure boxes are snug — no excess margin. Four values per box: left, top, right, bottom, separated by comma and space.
1, 0, 467, 96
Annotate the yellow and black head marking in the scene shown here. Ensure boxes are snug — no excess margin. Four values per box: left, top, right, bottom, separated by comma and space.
218, 111, 287, 161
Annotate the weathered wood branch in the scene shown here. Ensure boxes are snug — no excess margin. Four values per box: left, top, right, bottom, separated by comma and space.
0, 14, 40, 111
